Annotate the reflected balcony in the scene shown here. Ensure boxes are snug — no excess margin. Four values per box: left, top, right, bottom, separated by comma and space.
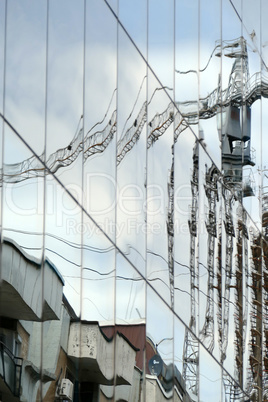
67, 322, 137, 386
0, 238, 64, 321
0, 341, 22, 401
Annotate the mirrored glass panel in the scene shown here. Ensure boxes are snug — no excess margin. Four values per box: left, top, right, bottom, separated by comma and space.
46, 0, 84, 190
174, 318, 193, 401
82, 213, 116, 398
146, 287, 174, 401
221, 186, 239, 379
147, 72, 174, 306
4, 0, 47, 156
175, 0, 199, 138
82, 213, 115, 323
114, 254, 146, 400
116, 23, 146, 274
244, 214, 263, 400
148, 0, 174, 91
1, 129, 45, 400
199, 344, 222, 402
174, 128, 197, 326
118, 0, 147, 56
2, 2, 47, 400
84, 0, 117, 237
198, 146, 221, 362
199, 0, 222, 168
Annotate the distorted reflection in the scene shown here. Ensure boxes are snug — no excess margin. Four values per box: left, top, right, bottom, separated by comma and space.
2, 0, 268, 400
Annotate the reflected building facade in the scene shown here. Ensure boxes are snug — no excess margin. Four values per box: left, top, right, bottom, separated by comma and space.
1, 0, 268, 401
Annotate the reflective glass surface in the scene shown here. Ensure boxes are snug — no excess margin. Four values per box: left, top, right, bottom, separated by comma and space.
1, 1, 268, 401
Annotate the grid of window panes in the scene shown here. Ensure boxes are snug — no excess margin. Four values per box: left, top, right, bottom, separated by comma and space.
1, 0, 268, 400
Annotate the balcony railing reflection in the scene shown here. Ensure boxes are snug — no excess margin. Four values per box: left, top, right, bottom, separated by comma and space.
0, 341, 23, 397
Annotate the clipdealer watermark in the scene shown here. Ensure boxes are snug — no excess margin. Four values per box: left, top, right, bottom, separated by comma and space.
3, 172, 222, 236
65, 217, 194, 238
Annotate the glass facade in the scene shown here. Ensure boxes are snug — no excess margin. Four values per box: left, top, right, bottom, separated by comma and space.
1, 0, 268, 400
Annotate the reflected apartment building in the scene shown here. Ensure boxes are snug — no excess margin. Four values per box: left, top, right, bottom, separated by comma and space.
1, 0, 268, 401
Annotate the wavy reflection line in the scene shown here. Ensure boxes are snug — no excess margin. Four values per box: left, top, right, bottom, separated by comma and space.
83, 267, 115, 276
82, 297, 109, 321
12, 228, 210, 278
4, 227, 115, 253
120, 75, 147, 140
175, 43, 221, 74
64, 278, 80, 295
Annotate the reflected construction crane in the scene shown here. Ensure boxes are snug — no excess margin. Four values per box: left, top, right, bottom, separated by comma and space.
0, 111, 116, 184
181, 36, 256, 401
0, 96, 179, 184
177, 37, 268, 123
1, 38, 267, 186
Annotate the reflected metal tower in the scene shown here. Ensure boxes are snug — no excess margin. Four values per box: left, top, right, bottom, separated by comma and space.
262, 182, 268, 401
167, 150, 175, 308
199, 164, 219, 353
182, 137, 199, 399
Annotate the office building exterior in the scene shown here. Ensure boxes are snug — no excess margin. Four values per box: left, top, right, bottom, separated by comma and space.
1, 0, 268, 400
